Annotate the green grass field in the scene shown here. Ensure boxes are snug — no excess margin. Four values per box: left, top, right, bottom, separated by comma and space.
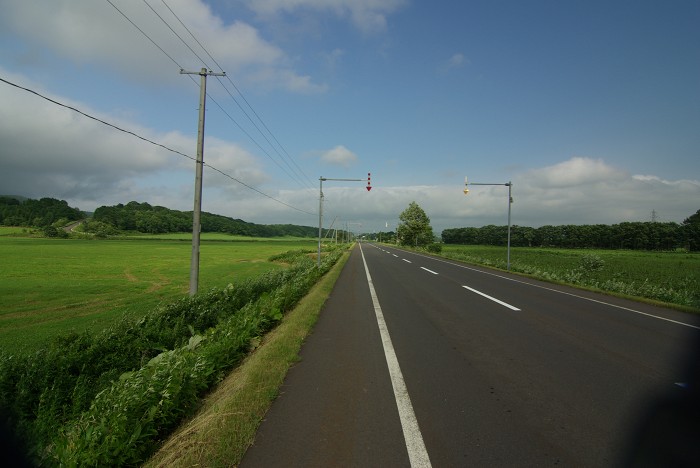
4, 234, 698, 354
0, 226, 36, 236
0, 235, 319, 354
441, 244, 700, 309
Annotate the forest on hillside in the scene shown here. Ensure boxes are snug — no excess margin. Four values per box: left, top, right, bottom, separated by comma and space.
0, 196, 83, 227
0, 197, 321, 238
442, 209, 700, 251
92, 201, 319, 237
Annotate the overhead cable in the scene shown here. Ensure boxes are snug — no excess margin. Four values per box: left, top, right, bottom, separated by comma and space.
121, 0, 312, 190
159, 0, 316, 189
0, 76, 316, 217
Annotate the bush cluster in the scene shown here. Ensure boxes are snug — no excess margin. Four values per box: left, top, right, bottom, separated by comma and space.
0, 247, 343, 466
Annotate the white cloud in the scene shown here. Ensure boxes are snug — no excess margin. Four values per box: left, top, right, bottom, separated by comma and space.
0, 70, 267, 209
448, 53, 467, 68
507, 157, 699, 226
0, 0, 324, 92
320, 145, 359, 167
244, 0, 408, 34
266, 158, 698, 232
525, 157, 623, 188
1, 76, 695, 232
438, 53, 470, 74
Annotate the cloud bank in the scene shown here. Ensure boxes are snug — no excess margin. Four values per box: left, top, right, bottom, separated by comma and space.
243, 0, 408, 34
0, 0, 326, 92
2, 71, 696, 233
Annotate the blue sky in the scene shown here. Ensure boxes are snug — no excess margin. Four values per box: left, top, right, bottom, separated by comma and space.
1, 0, 698, 234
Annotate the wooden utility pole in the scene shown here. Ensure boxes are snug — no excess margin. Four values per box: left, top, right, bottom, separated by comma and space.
180, 68, 225, 296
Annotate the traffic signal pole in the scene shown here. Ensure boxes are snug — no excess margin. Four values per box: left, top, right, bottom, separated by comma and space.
317, 174, 371, 267
464, 177, 513, 271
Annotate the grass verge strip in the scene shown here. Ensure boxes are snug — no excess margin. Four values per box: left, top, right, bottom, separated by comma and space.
145, 249, 351, 467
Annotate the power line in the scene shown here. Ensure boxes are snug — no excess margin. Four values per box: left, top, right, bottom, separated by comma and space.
211, 78, 310, 186
106, 0, 181, 70
129, 0, 312, 190
158, 0, 316, 189
142, 0, 209, 68
1, 76, 195, 162
104, 0, 318, 215
104, 0, 318, 210
0, 75, 316, 217
105, 0, 199, 92
108, 0, 304, 188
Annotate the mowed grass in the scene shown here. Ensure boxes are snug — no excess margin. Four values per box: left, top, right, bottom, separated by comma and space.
0, 226, 36, 236
0, 235, 318, 354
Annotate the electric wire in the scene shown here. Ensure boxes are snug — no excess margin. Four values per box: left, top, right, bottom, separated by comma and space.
104, 0, 319, 214
106, 0, 180, 70
136, 0, 313, 190
0, 76, 316, 217
142, 0, 209, 67
106, 0, 198, 91
106, 0, 316, 200
159, 0, 316, 189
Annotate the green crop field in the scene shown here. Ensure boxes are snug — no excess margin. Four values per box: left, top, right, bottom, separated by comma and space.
0, 235, 318, 354
441, 244, 700, 309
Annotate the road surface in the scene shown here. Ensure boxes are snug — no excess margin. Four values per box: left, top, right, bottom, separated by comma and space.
241, 243, 700, 467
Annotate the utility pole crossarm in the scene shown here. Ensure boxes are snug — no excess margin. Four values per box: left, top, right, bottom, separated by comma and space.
180, 68, 226, 77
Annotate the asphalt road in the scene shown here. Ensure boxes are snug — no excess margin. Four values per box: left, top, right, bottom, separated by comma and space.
241, 243, 700, 467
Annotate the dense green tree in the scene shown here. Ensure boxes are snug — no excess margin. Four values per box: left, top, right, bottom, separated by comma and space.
397, 201, 434, 247
682, 209, 700, 251
0, 197, 82, 227
441, 210, 699, 251
91, 201, 321, 238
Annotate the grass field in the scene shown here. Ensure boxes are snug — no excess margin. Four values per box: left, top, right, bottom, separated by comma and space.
441, 244, 700, 309
0, 234, 319, 354
0, 226, 36, 236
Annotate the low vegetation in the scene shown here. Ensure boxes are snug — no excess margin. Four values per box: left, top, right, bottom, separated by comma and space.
439, 245, 700, 310
146, 248, 350, 467
0, 245, 345, 466
0, 236, 314, 353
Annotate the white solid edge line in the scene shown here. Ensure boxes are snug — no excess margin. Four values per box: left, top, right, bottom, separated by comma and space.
401, 249, 699, 330
360, 243, 432, 468
462, 285, 521, 311
420, 267, 438, 275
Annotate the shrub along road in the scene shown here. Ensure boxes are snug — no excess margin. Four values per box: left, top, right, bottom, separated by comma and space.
241, 242, 700, 466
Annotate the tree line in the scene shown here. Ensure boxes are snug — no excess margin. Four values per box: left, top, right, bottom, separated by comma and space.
0, 196, 83, 227
0, 197, 322, 238
92, 201, 320, 237
442, 209, 700, 251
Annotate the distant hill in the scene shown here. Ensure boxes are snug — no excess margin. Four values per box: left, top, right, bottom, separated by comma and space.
1, 197, 322, 238
0, 195, 29, 203
0, 196, 83, 227
92, 201, 321, 238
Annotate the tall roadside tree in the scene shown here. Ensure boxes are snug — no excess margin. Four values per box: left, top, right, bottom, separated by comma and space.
682, 209, 700, 251
397, 201, 434, 247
